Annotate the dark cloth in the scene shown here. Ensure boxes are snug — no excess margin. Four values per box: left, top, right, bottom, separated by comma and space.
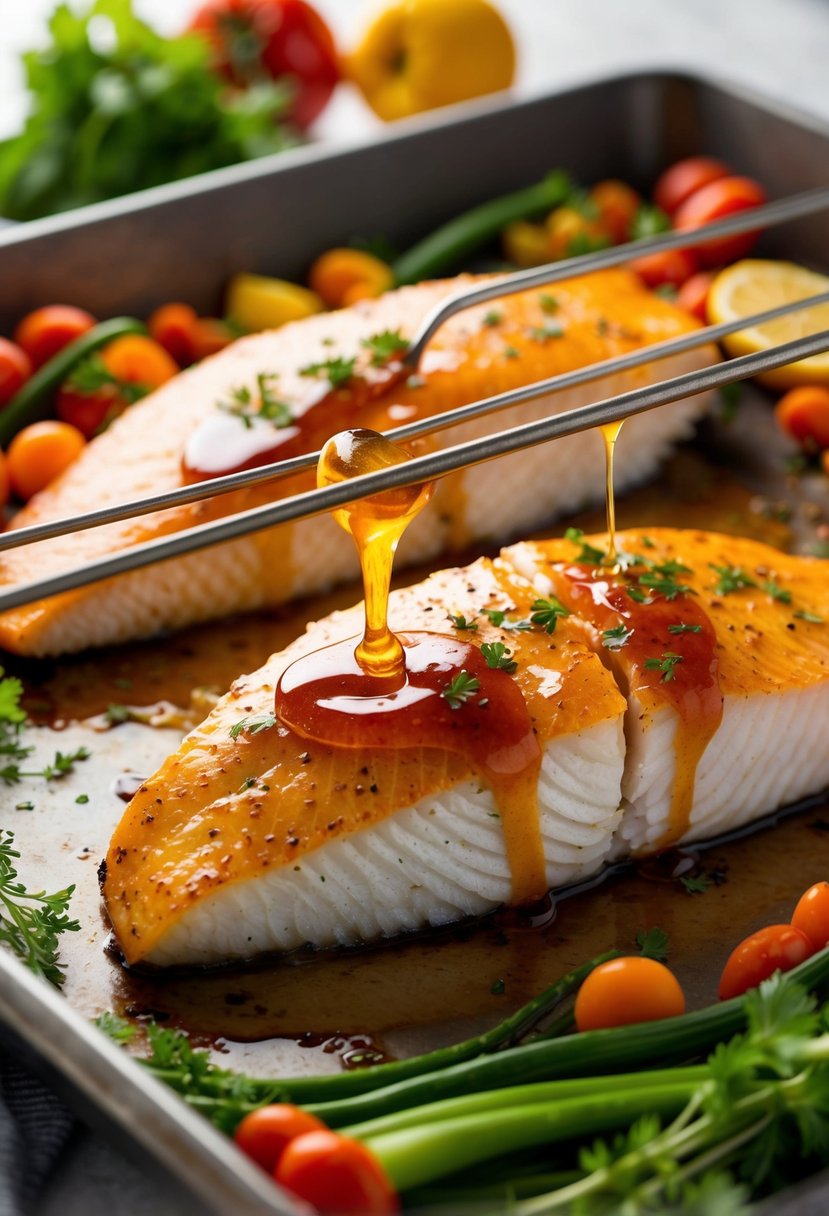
0, 1060, 73, 1216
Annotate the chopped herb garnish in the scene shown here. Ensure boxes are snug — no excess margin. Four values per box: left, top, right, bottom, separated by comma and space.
639, 535, 656, 549
490, 978, 506, 995
718, 381, 743, 424
636, 927, 669, 961
530, 596, 571, 634
15, 802, 33, 812
480, 608, 533, 632
361, 329, 410, 367
539, 293, 559, 314
482, 310, 503, 327
644, 651, 684, 682
630, 202, 671, 240
795, 610, 824, 624
105, 703, 131, 725
709, 564, 758, 596
447, 613, 478, 632
668, 623, 702, 635
75, 794, 89, 805
627, 586, 653, 605
602, 624, 634, 651
441, 670, 481, 709
299, 355, 357, 388
0, 829, 79, 987
637, 570, 693, 601
564, 527, 606, 565
527, 324, 564, 343
503, 346, 520, 360
596, 317, 610, 337
230, 712, 277, 740
480, 642, 518, 674
218, 373, 293, 429
681, 873, 712, 895
764, 580, 792, 604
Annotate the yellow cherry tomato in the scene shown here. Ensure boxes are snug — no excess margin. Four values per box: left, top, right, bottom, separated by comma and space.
574, 957, 686, 1032
7, 421, 86, 501
502, 220, 548, 268
347, 0, 516, 123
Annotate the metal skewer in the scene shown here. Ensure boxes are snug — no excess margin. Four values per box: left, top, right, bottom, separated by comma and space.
1, 327, 828, 614
2, 289, 828, 555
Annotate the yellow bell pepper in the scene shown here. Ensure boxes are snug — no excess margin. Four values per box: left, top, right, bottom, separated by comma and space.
225, 274, 323, 333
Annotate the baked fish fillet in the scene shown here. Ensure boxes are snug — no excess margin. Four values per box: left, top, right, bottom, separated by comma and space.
103, 556, 627, 966
103, 529, 829, 967
508, 527, 829, 852
0, 270, 715, 656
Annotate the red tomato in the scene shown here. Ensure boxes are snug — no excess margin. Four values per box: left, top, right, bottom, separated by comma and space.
573, 957, 686, 1032
775, 386, 829, 451
675, 270, 717, 321
630, 247, 698, 289
234, 1104, 325, 1173
653, 156, 731, 216
673, 176, 767, 266
189, 0, 340, 130
718, 924, 813, 1001
56, 381, 122, 439
191, 317, 236, 360
792, 882, 829, 951
588, 180, 641, 243
14, 305, 96, 369
276, 1130, 399, 1215
0, 338, 32, 407
149, 303, 200, 366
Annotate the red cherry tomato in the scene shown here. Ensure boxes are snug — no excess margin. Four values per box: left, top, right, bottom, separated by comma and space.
574, 957, 686, 1032
149, 302, 200, 366
630, 247, 698, 289
234, 1104, 325, 1173
653, 156, 731, 217
189, 0, 340, 130
718, 924, 813, 1001
276, 1130, 399, 1215
673, 175, 767, 266
14, 305, 96, 369
0, 338, 32, 407
675, 270, 717, 321
791, 882, 829, 951
56, 381, 122, 439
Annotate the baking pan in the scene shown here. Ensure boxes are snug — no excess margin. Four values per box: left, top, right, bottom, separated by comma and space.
2, 68, 829, 1212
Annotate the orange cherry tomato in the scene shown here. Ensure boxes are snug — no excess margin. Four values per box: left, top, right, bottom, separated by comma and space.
653, 156, 731, 217
100, 335, 179, 389
7, 421, 86, 501
791, 882, 829, 951
149, 302, 200, 366
775, 386, 829, 451
234, 1104, 326, 1174
0, 338, 32, 407
574, 957, 686, 1032
718, 924, 813, 1001
588, 180, 641, 243
673, 175, 767, 266
14, 305, 96, 369
191, 318, 235, 361
630, 247, 698, 289
675, 270, 717, 321
0, 450, 10, 508
276, 1130, 399, 1215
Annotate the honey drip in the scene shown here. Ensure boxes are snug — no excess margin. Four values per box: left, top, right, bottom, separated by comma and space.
274, 428, 546, 904
600, 420, 625, 563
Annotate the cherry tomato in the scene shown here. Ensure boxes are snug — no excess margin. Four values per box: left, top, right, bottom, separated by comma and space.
546, 206, 610, 259
189, 0, 340, 130
191, 317, 236, 361
14, 305, 96, 369
149, 303, 200, 366
277, 1130, 398, 1215
718, 924, 813, 1001
653, 156, 731, 217
673, 175, 767, 266
630, 247, 698, 289
588, 180, 641, 243
792, 882, 829, 951
675, 270, 717, 321
100, 335, 179, 389
234, 1104, 325, 1173
56, 381, 122, 439
574, 957, 686, 1032
775, 386, 829, 451
0, 338, 32, 407
7, 421, 86, 501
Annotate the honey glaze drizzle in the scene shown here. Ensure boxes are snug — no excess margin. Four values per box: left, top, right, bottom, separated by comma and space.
553, 557, 724, 848
275, 428, 546, 904
600, 420, 625, 563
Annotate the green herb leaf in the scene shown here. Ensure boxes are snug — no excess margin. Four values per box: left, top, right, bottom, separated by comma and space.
480, 641, 518, 673
527, 324, 564, 342
230, 712, 277, 740
539, 293, 559, 314
564, 527, 606, 565
482, 310, 502, 327
503, 346, 520, 360
530, 596, 571, 634
681, 874, 713, 894
668, 622, 703, 635
95, 1011, 137, 1043
795, 610, 824, 624
644, 651, 684, 682
709, 564, 758, 596
763, 580, 792, 604
218, 373, 293, 428
447, 613, 478, 632
636, 927, 669, 961
637, 568, 693, 600
361, 329, 410, 367
299, 356, 357, 388
441, 670, 481, 709
480, 608, 533, 632
630, 202, 671, 240
105, 703, 131, 725
0, 830, 79, 986
602, 624, 634, 651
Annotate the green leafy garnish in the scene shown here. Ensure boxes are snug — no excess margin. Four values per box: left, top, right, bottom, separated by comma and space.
230, 712, 277, 740
795, 610, 824, 624
602, 624, 633, 651
636, 927, 669, 961
447, 613, 478, 632
539, 293, 559, 314
764, 580, 792, 604
530, 596, 571, 634
630, 202, 671, 240
480, 642, 517, 674
709, 564, 758, 596
105, 703, 131, 725
668, 622, 702, 635
564, 527, 606, 565
0, 0, 294, 223
68, 353, 147, 405
527, 324, 564, 342
637, 562, 693, 601
299, 356, 357, 388
0, 670, 90, 786
681, 873, 713, 895
644, 651, 684, 682
441, 671, 481, 709
482, 310, 502, 327
627, 585, 653, 605
361, 330, 410, 367
503, 346, 520, 360
218, 373, 293, 429
0, 830, 79, 987
480, 608, 533, 632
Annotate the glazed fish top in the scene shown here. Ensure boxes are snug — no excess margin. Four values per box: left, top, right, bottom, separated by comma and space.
104, 556, 625, 966
0, 269, 714, 655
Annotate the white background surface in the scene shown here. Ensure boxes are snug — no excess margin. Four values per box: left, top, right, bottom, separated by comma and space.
0, 0, 828, 1212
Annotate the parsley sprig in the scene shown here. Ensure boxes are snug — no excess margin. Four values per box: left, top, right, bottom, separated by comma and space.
480, 642, 517, 674
447, 613, 478, 632
441, 671, 481, 709
602, 624, 633, 651
531, 596, 571, 634
644, 651, 684, 682
218, 373, 293, 429
709, 564, 758, 596
0, 669, 90, 785
299, 355, 357, 388
0, 830, 79, 987
230, 713, 277, 741
565, 527, 606, 565
361, 330, 410, 367
480, 608, 533, 632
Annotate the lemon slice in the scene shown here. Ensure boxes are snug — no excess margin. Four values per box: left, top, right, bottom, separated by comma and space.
707, 259, 829, 389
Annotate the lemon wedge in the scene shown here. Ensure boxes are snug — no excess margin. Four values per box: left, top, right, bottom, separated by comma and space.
707, 259, 829, 389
